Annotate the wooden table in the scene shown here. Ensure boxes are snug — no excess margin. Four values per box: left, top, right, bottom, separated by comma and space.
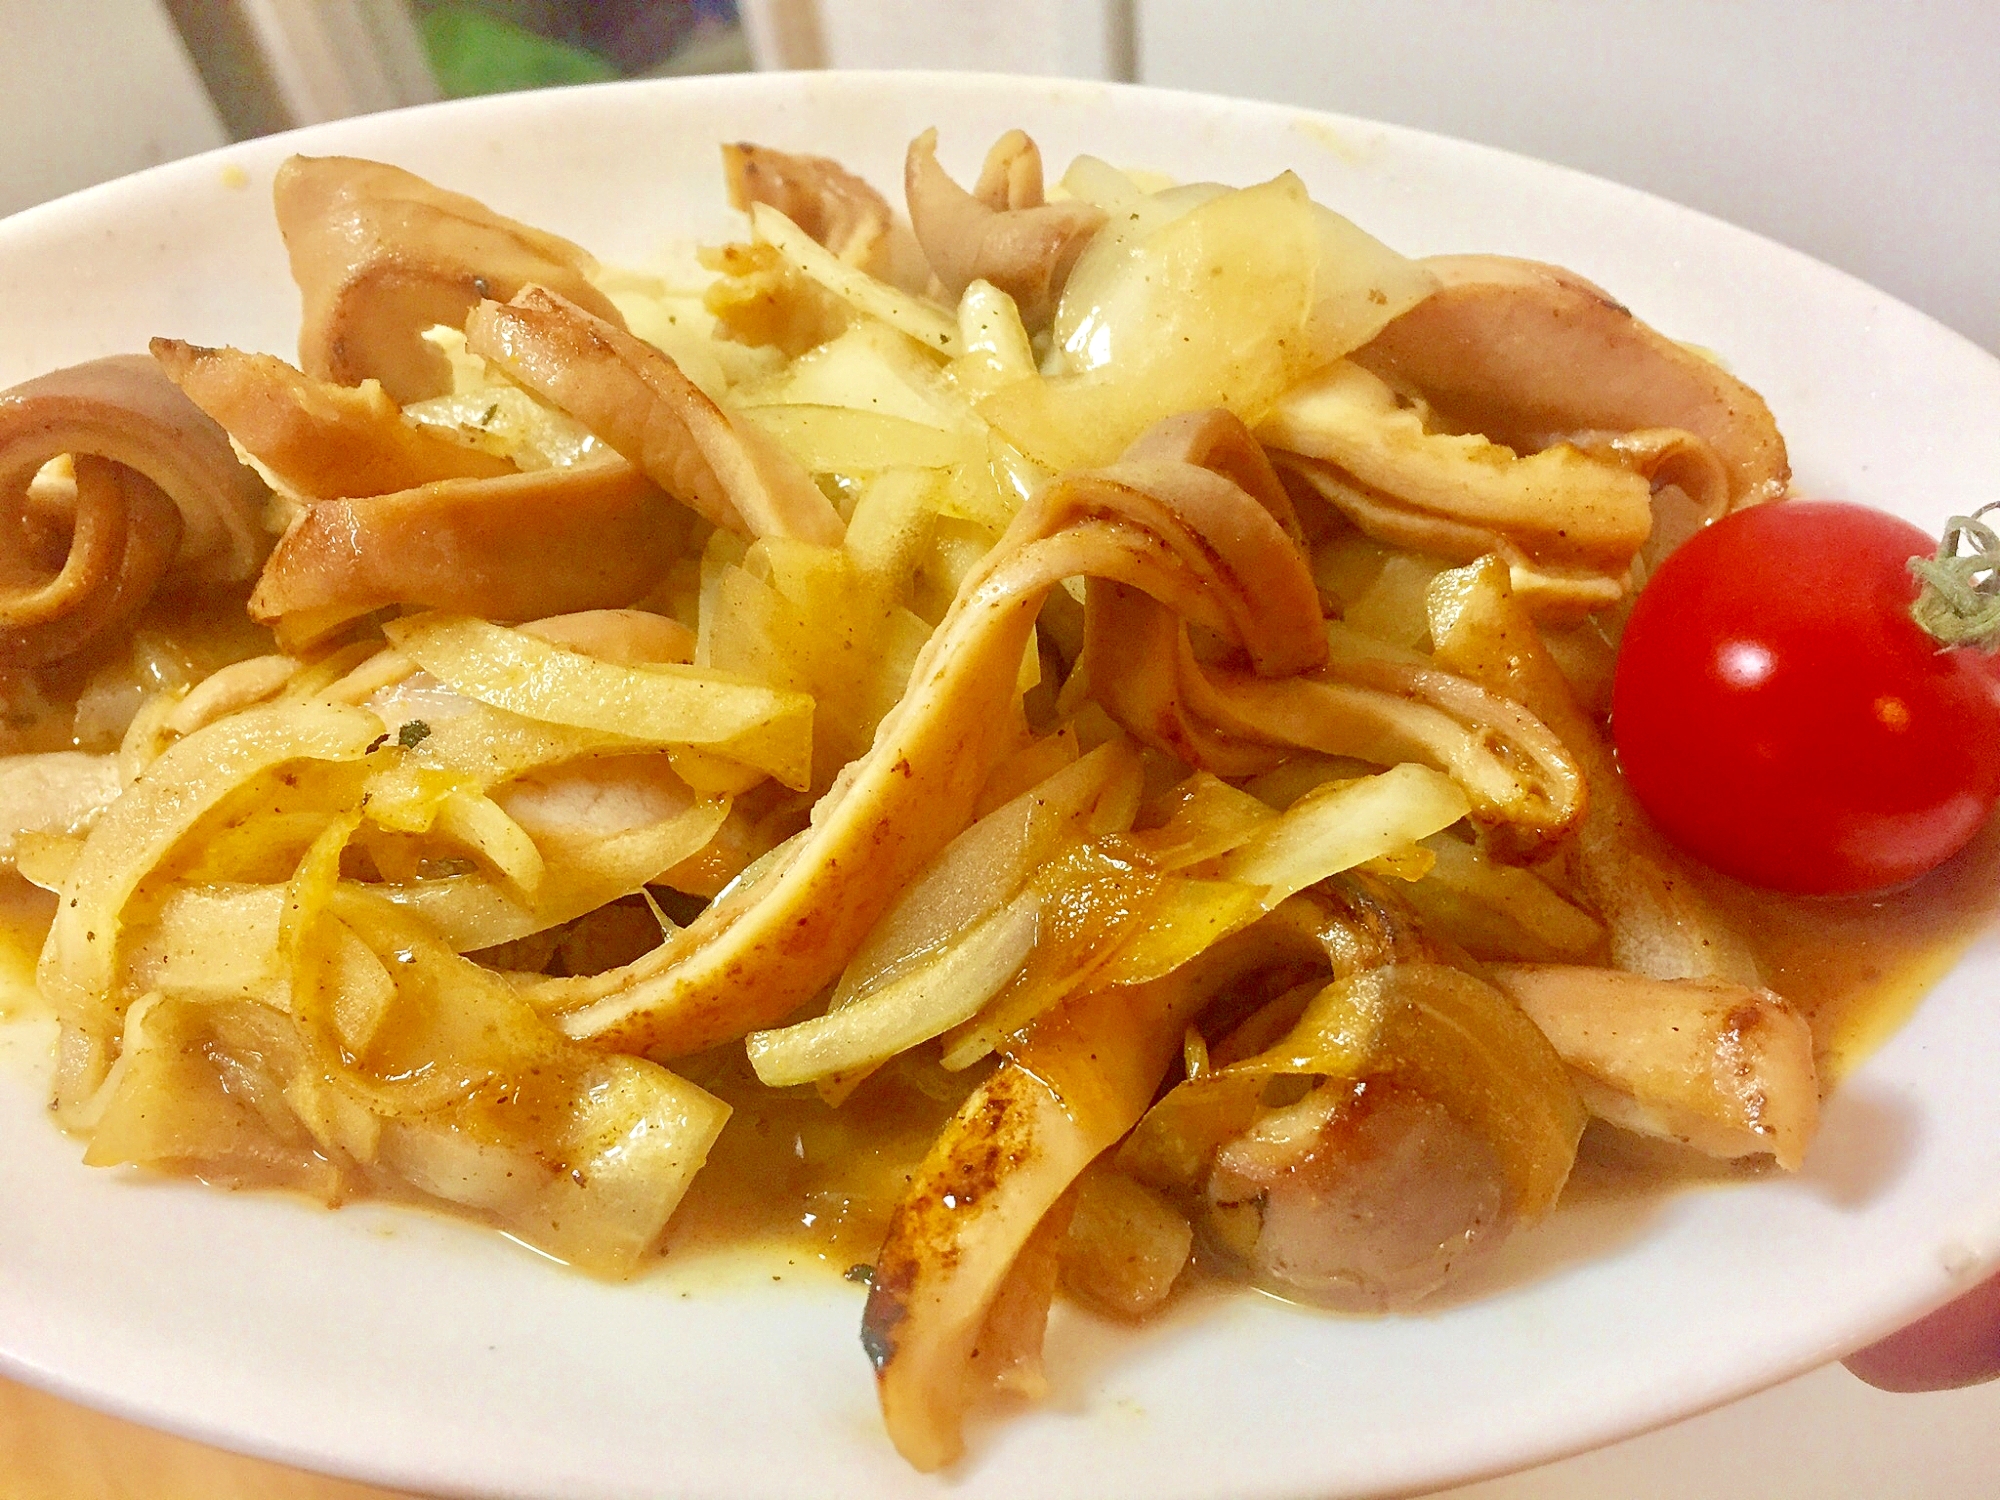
0, 1375, 411, 1499
12, 1360, 2000, 1499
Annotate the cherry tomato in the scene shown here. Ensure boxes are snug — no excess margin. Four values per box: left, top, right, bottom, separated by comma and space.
1611, 500, 2000, 894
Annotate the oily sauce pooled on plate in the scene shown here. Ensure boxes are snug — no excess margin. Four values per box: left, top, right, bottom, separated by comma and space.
658, 812, 2000, 1272
6, 734, 1987, 1280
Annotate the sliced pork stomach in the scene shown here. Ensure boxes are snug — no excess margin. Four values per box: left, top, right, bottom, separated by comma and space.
464, 285, 843, 544
722, 142, 894, 271
0, 356, 268, 665
151, 338, 513, 499
1352, 254, 1789, 509
1490, 963, 1819, 1170
248, 462, 682, 630
273, 154, 628, 403
904, 128, 1105, 331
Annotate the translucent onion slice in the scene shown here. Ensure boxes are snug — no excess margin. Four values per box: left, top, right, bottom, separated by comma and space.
737, 404, 975, 474
1127, 770, 1274, 871
1052, 181, 1230, 369
38, 698, 383, 1111
752, 202, 959, 355
1081, 875, 1269, 991
124, 883, 286, 1005
935, 840, 1168, 1069
832, 738, 1142, 1008
951, 281, 1037, 393
1210, 763, 1470, 907
745, 896, 1038, 1089
742, 742, 1145, 1089
434, 788, 544, 897
1400, 832, 1607, 963
81, 995, 350, 1197
106, 872, 731, 1276
735, 319, 980, 434
383, 797, 730, 953
385, 613, 813, 790
701, 536, 933, 793
943, 765, 1468, 1071
364, 695, 653, 809
127, 794, 729, 993
290, 876, 732, 1276
989, 173, 1434, 472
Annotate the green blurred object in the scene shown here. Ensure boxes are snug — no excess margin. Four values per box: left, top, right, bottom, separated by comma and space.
422, 5, 620, 98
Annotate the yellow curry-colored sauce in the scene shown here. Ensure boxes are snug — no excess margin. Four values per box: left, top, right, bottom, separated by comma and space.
1, 818, 1995, 1282
660, 1049, 979, 1276
0, 880, 54, 1019
1706, 808, 2000, 1082
0, 589, 269, 760
658, 811, 2000, 1270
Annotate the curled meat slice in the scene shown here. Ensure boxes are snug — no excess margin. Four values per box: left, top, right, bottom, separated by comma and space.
0, 357, 268, 665
527, 410, 1326, 1056
1263, 359, 1668, 620
151, 339, 513, 498
1266, 255, 1789, 619
905, 128, 1106, 330
1083, 587, 1584, 849
274, 155, 627, 404
722, 142, 893, 270
531, 412, 1579, 1056
1266, 361, 1654, 574
1, 457, 180, 667
1429, 555, 1760, 982
1355, 255, 1789, 509
1070, 416, 1582, 846
1491, 964, 1818, 1169
464, 285, 843, 544
250, 462, 683, 629
864, 907, 1341, 1470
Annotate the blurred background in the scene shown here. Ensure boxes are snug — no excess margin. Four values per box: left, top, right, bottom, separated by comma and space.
1, 2, 1997, 1497
1, 0, 1994, 352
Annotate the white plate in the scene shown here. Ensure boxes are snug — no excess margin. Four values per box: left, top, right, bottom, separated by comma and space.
3, 71, 1999, 1500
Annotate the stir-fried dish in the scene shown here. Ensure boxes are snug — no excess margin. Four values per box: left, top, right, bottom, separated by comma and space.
1, 129, 1994, 1471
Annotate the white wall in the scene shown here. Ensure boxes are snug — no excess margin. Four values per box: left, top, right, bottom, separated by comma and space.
0, 0, 226, 219
1137, 0, 2000, 352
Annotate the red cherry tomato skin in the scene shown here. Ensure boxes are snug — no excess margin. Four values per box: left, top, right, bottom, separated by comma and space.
1612, 500, 2000, 895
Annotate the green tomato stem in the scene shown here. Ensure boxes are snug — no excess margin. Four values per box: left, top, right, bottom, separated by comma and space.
1910, 502, 2000, 651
